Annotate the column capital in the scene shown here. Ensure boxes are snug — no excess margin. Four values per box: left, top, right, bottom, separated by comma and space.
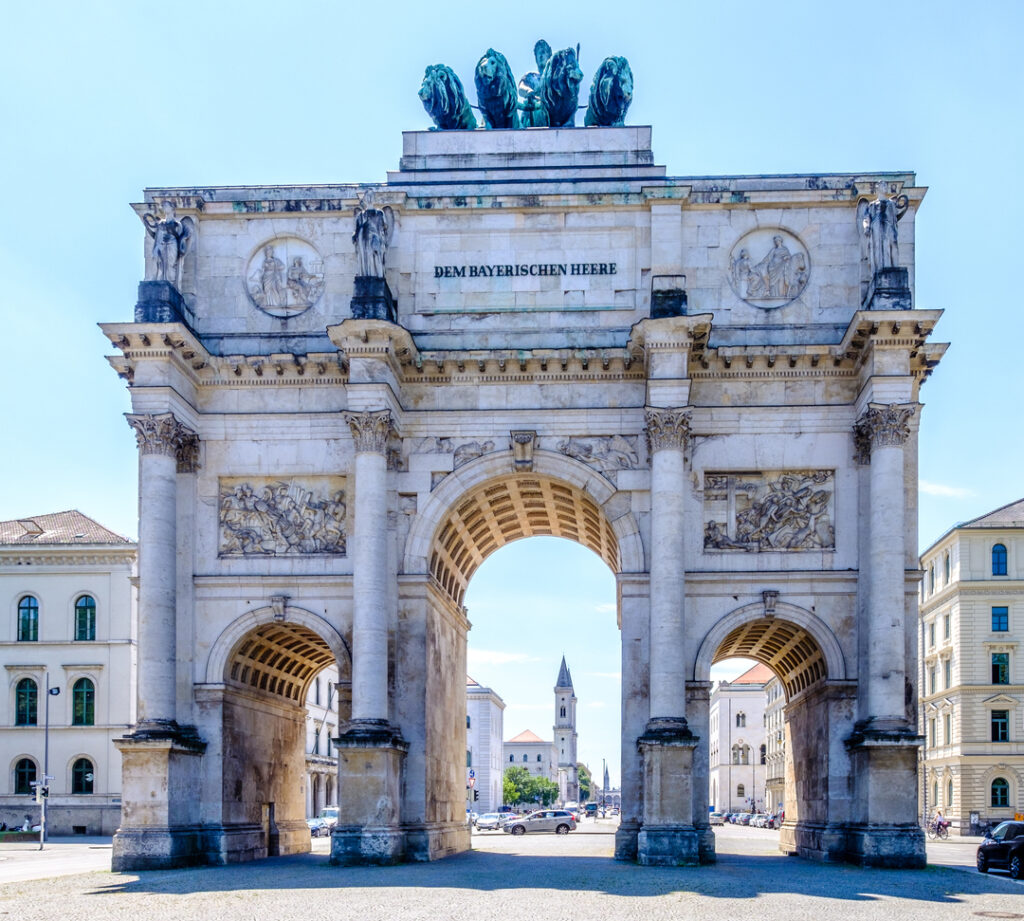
644, 407, 692, 453
126, 412, 199, 470
344, 409, 393, 454
853, 403, 915, 461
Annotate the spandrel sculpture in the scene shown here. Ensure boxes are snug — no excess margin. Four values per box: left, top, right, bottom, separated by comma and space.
352, 190, 395, 278
142, 200, 193, 287
475, 48, 519, 129
419, 64, 477, 130
585, 56, 633, 127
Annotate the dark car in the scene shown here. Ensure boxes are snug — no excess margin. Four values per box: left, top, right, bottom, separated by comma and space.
977, 820, 1024, 879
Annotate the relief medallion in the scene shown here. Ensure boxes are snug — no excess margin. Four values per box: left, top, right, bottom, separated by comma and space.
727, 229, 809, 308
246, 238, 325, 317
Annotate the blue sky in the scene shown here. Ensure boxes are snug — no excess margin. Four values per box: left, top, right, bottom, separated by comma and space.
2, 0, 1021, 786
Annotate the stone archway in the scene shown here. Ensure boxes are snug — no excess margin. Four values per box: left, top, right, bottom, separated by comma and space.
694, 601, 855, 861
199, 606, 351, 864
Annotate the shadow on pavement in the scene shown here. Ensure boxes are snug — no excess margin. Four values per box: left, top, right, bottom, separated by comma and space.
86, 848, 1006, 904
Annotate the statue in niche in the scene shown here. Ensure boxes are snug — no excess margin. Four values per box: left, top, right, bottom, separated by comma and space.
537, 44, 583, 128
475, 48, 520, 129
142, 200, 194, 287
352, 190, 395, 278
419, 64, 477, 130
584, 56, 633, 127
859, 181, 909, 276
517, 40, 553, 128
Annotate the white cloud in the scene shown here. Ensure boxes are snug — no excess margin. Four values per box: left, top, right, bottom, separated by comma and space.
919, 480, 973, 498
468, 649, 540, 666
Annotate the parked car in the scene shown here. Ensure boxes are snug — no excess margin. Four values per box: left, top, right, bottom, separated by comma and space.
503, 810, 577, 835
737, 813, 753, 825
474, 813, 504, 831
318, 806, 339, 829
709, 812, 725, 826
977, 821, 1024, 879
752, 814, 768, 828
307, 817, 330, 837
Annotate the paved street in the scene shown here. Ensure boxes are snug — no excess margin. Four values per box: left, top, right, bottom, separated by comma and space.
1, 823, 1021, 921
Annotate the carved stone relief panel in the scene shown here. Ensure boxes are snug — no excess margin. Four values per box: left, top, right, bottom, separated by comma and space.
246, 238, 325, 317
727, 229, 810, 309
703, 470, 834, 551
219, 476, 347, 557
544, 435, 642, 474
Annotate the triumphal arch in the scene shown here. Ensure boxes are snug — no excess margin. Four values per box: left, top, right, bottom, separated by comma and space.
101, 48, 946, 871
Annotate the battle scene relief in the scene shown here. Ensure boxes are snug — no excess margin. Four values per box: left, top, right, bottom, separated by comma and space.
703, 470, 835, 551
219, 476, 347, 556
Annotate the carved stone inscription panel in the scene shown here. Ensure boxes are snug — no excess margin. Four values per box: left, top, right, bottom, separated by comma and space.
703, 470, 834, 551
219, 476, 347, 556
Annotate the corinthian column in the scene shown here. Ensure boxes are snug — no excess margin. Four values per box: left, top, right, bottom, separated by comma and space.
344, 409, 393, 726
126, 412, 198, 731
856, 402, 915, 727
644, 407, 691, 730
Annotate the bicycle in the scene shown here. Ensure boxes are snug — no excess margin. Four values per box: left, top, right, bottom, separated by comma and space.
925, 819, 950, 840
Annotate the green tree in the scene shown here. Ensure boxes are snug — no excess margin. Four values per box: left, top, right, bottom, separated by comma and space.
577, 763, 592, 802
523, 775, 560, 807
503, 766, 532, 805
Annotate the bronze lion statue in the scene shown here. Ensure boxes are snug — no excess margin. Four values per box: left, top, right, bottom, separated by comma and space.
537, 45, 583, 128
474, 48, 519, 129
585, 56, 633, 127
419, 64, 477, 130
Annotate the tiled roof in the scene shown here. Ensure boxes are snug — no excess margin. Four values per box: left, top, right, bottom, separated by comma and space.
466, 676, 480, 686
507, 729, 545, 743
960, 497, 1024, 529
0, 510, 131, 546
731, 662, 774, 685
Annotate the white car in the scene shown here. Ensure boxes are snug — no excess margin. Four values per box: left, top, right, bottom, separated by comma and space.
709, 812, 725, 826
474, 813, 504, 830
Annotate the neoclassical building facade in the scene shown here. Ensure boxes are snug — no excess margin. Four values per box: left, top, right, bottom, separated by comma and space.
708, 663, 770, 814
102, 124, 945, 870
919, 498, 1024, 833
0, 511, 136, 834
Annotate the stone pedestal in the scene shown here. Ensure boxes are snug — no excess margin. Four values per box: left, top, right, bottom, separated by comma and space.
135, 280, 194, 326
350, 276, 397, 323
844, 729, 926, 868
651, 275, 687, 318
637, 725, 702, 866
330, 722, 408, 866
111, 731, 206, 870
864, 267, 911, 310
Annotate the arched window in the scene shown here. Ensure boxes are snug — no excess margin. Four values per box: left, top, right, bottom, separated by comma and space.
944, 553, 951, 585
946, 778, 953, 807
992, 544, 1008, 576
560, 706, 566, 717
509, 754, 514, 762
466, 715, 471, 729
731, 744, 741, 765
760, 744, 767, 765
741, 745, 750, 765
14, 758, 37, 795
736, 784, 745, 799
991, 777, 1010, 808
522, 754, 527, 762
71, 758, 94, 794
17, 596, 38, 642
74, 595, 96, 641
15, 678, 38, 726
536, 754, 541, 762
72, 678, 95, 726
736, 712, 746, 728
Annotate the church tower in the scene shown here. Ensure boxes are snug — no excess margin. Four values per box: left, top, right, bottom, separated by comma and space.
553, 656, 579, 803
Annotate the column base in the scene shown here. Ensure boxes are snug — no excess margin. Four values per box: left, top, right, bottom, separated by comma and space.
845, 824, 926, 868
330, 721, 408, 866
778, 821, 849, 862
637, 826, 702, 866
404, 822, 471, 862
614, 820, 639, 861
112, 726, 207, 870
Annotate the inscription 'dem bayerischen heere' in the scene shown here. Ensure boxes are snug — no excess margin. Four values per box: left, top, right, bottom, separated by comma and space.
434, 262, 618, 278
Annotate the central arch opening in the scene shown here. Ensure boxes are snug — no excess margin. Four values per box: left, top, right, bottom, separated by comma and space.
427, 471, 625, 836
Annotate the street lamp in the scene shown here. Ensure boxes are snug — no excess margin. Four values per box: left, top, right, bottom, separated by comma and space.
36, 673, 60, 849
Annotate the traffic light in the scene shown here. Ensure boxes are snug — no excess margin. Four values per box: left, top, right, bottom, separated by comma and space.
473, 790, 479, 801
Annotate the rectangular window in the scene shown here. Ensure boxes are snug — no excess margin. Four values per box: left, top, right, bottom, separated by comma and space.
991, 710, 1009, 742
943, 713, 952, 744
929, 667, 937, 695
992, 653, 1010, 684
943, 613, 950, 639
928, 622, 936, 647
466, 750, 472, 767
943, 658, 952, 689
992, 606, 1009, 632
928, 718, 936, 746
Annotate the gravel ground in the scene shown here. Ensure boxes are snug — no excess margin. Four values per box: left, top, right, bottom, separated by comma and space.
1, 824, 1021, 921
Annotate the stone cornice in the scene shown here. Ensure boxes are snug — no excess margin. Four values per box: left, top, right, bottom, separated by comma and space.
627, 314, 714, 366
102, 322, 211, 386
837, 309, 947, 384
0, 547, 136, 567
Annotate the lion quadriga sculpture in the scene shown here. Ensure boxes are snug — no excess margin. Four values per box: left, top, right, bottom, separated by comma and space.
584, 56, 633, 127
474, 48, 519, 129
419, 64, 477, 130
537, 45, 583, 128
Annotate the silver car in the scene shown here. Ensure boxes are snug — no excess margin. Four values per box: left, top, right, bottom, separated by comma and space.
502, 809, 576, 835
